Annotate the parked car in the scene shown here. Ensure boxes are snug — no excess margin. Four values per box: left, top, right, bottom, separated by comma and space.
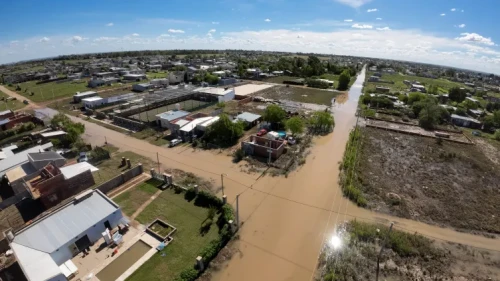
169, 139, 182, 147
257, 129, 267, 136
78, 152, 88, 163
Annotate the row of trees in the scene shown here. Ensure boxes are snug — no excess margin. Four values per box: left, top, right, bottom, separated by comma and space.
263, 105, 334, 134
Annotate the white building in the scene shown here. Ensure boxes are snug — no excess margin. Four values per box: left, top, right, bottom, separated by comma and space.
193, 87, 235, 102
9, 189, 126, 281
73, 91, 97, 103
82, 96, 104, 108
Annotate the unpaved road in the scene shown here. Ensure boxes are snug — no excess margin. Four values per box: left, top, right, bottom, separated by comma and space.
4, 70, 500, 280
0, 85, 41, 110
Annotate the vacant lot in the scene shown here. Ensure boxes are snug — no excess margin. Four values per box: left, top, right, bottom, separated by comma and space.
317, 221, 500, 281
364, 71, 471, 94
0, 90, 26, 111
92, 150, 156, 186
356, 127, 500, 235
114, 179, 161, 216
261, 85, 340, 105
122, 184, 222, 281
264, 74, 356, 90
8, 80, 89, 102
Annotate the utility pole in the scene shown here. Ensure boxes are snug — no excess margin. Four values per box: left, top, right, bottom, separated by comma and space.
376, 222, 394, 281
220, 173, 226, 196
235, 194, 240, 227
104, 136, 108, 145
156, 152, 160, 173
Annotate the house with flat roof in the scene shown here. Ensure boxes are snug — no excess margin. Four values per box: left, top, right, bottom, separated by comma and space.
450, 114, 482, 129
0, 143, 54, 177
73, 91, 97, 103
236, 112, 262, 128
9, 189, 126, 281
193, 87, 235, 102
82, 96, 104, 108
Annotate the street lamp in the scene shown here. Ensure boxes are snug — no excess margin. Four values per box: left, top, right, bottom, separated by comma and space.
221, 173, 227, 195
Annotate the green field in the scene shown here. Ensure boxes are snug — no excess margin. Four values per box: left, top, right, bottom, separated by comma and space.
0, 91, 26, 111
263, 75, 301, 84
263, 86, 339, 106
117, 180, 222, 281
7, 80, 89, 102
146, 71, 168, 79
130, 100, 211, 122
364, 71, 471, 94
264, 74, 356, 90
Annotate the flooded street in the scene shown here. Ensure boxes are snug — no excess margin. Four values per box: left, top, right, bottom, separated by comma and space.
71, 66, 500, 281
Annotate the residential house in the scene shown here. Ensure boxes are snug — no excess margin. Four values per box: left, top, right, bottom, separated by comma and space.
241, 136, 285, 160
82, 97, 105, 109
132, 83, 153, 92
168, 71, 185, 84
410, 84, 426, 93
450, 114, 482, 129
9, 189, 126, 281
235, 112, 262, 128
88, 77, 119, 88
193, 87, 235, 102
218, 77, 237, 86
123, 74, 147, 81
368, 76, 380, 82
0, 113, 33, 131
155, 110, 190, 129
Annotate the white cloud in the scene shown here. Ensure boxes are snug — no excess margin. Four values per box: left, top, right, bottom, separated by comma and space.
367, 8, 378, 12
376, 27, 391, 31
450, 8, 456, 12
212, 21, 220, 25
71, 36, 86, 43
455, 33, 494, 46
39, 37, 50, 43
297, 34, 304, 38
106, 22, 114, 27
344, 19, 353, 22
132, 33, 140, 37
376, 17, 382, 20
352, 23, 373, 29
458, 24, 466, 28
208, 29, 216, 33
264, 19, 271, 22
461, 9, 464, 12
168, 29, 185, 33
334, 0, 372, 8
440, 13, 446, 16
93, 36, 119, 42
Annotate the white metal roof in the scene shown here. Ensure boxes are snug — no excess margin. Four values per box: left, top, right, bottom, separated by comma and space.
10, 243, 62, 281
12, 190, 119, 253
82, 96, 103, 102
197, 116, 220, 129
60, 162, 99, 179
40, 131, 67, 138
193, 87, 232, 96
180, 117, 213, 132
234, 84, 274, 96
74, 91, 97, 97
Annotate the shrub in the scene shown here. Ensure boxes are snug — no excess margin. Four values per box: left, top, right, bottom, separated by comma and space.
494, 130, 500, 141
207, 207, 217, 220
195, 190, 223, 208
184, 188, 197, 201
200, 239, 221, 262
233, 148, 245, 162
174, 268, 199, 281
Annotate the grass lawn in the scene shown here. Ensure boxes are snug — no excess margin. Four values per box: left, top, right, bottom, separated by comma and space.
92, 151, 156, 186
7, 80, 89, 102
263, 75, 301, 84
124, 184, 221, 281
364, 71, 472, 94
131, 128, 170, 146
0, 91, 26, 111
113, 179, 160, 216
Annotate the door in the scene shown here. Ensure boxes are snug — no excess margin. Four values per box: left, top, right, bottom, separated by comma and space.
75, 235, 91, 252
104, 220, 111, 230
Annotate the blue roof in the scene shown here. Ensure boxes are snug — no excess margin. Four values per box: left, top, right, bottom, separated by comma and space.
156, 110, 190, 122
236, 112, 261, 123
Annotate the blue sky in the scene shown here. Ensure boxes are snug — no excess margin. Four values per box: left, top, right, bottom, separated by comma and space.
1, 0, 500, 73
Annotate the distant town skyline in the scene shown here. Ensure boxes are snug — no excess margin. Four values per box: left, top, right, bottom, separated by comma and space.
1, 0, 499, 73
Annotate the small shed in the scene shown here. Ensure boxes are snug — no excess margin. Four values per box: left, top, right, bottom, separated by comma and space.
73, 91, 97, 103
82, 96, 104, 108
133, 83, 152, 92
236, 112, 262, 128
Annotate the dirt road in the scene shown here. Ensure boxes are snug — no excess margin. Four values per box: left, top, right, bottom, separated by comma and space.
64, 68, 500, 281
0, 85, 41, 110
4, 74, 499, 280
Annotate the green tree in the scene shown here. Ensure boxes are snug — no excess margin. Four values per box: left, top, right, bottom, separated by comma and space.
492, 110, 500, 125
204, 114, 244, 146
337, 69, 351, 91
286, 116, 305, 135
494, 130, 500, 141
308, 111, 334, 133
448, 87, 466, 103
428, 84, 439, 95
482, 116, 496, 132
216, 101, 226, 109
461, 99, 478, 110
407, 92, 426, 105
398, 94, 408, 104
263, 104, 286, 127
455, 107, 467, 116
419, 105, 439, 129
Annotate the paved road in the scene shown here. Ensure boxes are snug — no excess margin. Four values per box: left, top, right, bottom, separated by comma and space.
3, 78, 500, 281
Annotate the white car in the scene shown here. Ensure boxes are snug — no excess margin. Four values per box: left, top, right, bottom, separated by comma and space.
169, 139, 182, 147
287, 137, 296, 145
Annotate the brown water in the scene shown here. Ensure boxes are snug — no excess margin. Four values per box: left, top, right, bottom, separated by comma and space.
72, 66, 500, 281
96, 240, 151, 281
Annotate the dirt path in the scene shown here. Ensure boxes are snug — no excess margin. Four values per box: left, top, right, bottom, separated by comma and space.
130, 189, 163, 220
0, 85, 41, 110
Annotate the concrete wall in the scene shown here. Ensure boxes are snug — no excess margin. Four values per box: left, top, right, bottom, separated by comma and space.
217, 89, 235, 103
96, 164, 143, 195
241, 136, 285, 160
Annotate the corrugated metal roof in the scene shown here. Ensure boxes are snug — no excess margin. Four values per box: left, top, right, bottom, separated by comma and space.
236, 112, 261, 123
40, 130, 67, 138
13, 190, 119, 253
180, 117, 213, 132
10, 243, 60, 281
60, 162, 99, 179
0, 143, 53, 176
